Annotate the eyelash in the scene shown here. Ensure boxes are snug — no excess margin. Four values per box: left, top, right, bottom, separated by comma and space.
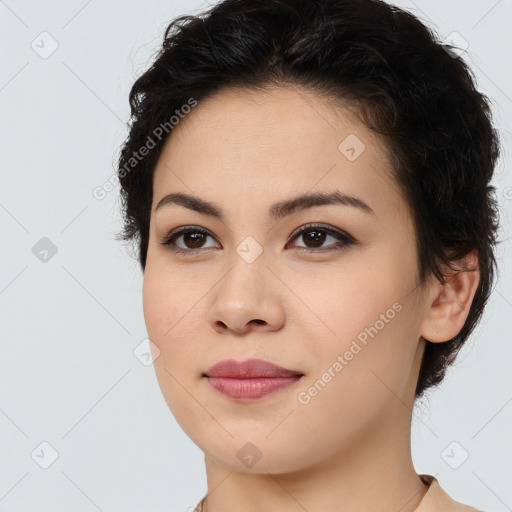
158, 223, 355, 256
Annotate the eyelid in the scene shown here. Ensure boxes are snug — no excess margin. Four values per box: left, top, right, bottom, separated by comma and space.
159, 225, 219, 251
159, 223, 355, 253
286, 223, 355, 245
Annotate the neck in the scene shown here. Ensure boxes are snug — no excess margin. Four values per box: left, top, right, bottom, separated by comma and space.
201, 405, 428, 512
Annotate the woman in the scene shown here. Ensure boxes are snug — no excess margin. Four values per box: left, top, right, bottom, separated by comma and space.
116, 0, 500, 510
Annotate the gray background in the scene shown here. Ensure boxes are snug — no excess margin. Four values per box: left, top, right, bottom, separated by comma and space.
1, 0, 511, 510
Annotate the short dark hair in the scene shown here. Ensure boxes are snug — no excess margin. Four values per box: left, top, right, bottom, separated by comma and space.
116, 0, 501, 398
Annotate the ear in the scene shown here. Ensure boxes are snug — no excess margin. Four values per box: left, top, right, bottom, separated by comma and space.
420, 249, 480, 343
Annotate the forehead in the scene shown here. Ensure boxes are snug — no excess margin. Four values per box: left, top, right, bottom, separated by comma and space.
152, 85, 409, 224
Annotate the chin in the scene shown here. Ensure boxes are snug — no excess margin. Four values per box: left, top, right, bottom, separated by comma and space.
202, 436, 317, 475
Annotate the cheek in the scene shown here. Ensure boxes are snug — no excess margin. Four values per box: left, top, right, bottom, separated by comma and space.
282, 258, 400, 346
142, 261, 210, 380
143, 259, 196, 341
287, 258, 418, 394
289, 310, 417, 457
142, 272, 172, 343
142, 266, 203, 416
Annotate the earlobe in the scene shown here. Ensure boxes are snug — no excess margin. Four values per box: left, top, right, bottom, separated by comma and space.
420, 250, 480, 343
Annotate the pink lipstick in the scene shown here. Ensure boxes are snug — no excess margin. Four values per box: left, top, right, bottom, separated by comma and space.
204, 358, 304, 400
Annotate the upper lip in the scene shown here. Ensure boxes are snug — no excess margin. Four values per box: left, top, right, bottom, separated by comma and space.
204, 358, 304, 378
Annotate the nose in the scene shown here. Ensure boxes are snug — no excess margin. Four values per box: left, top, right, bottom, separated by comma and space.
207, 258, 286, 336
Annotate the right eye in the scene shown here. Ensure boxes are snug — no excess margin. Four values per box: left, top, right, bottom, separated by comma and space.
159, 226, 220, 255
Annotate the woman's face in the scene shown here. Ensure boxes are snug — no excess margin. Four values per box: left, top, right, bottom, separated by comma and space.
143, 85, 431, 473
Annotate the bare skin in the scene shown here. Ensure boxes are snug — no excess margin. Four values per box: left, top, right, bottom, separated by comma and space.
142, 84, 480, 512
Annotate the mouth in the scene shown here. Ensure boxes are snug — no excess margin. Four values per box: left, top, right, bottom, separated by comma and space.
203, 358, 304, 400
204, 358, 304, 379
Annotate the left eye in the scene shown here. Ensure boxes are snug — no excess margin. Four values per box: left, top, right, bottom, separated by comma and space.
288, 225, 354, 252
159, 224, 355, 255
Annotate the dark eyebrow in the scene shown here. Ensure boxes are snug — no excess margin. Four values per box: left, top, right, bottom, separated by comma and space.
155, 190, 375, 221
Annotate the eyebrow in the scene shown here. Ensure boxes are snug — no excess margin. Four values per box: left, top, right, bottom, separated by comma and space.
155, 190, 375, 221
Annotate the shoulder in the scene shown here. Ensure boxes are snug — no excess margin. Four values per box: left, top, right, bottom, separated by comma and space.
417, 474, 483, 512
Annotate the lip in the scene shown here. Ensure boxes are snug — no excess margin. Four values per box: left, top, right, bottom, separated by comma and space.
204, 358, 303, 378
203, 358, 304, 400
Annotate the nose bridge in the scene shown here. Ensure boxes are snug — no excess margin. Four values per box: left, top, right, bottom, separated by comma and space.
208, 224, 272, 298
222, 237, 269, 295
235, 234, 266, 266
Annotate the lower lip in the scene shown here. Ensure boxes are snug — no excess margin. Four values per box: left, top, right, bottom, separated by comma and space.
205, 376, 303, 400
